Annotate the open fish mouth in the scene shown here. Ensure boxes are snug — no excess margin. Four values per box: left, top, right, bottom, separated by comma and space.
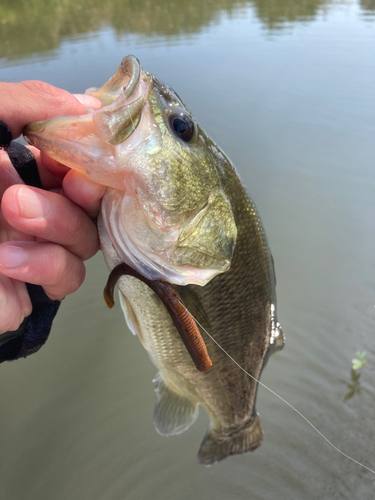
24, 55, 237, 287
24, 55, 152, 188
85, 55, 147, 145
85, 55, 142, 105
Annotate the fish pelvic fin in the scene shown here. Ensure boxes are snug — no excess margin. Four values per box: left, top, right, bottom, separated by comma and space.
197, 413, 263, 466
153, 373, 199, 436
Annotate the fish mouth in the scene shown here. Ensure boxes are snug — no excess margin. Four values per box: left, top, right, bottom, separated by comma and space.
85, 55, 141, 105
86, 55, 147, 146
24, 55, 151, 188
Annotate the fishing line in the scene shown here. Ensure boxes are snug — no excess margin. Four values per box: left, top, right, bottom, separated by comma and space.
181, 301, 375, 476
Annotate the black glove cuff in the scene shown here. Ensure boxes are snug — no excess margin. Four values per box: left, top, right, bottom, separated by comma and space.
0, 285, 61, 362
0, 119, 61, 362
0, 119, 13, 149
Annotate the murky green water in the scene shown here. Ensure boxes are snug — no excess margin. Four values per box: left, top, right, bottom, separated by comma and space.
1, 0, 375, 498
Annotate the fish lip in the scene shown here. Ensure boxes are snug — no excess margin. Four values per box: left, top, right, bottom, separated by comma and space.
86, 68, 153, 146
122, 55, 141, 100
24, 55, 152, 145
85, 55, 142, 106
24, 121, 45, 136
23, 68, 153, 174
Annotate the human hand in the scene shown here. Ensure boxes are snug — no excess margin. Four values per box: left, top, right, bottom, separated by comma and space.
0, 80, 105, 334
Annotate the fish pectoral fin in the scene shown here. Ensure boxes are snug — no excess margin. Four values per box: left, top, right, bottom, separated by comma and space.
197, 413, 263, 466
118, 292, 142, 338
153, 373, 199, 436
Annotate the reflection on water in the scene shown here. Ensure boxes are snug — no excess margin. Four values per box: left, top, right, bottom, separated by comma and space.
251, 0, 329, 30
360, 0, 375, 11
2, 0, 372, 62
1, 0, 249, 60
343, 369, 362, 401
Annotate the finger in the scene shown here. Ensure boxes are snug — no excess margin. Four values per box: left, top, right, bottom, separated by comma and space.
74, 94, 103, 110
0, 275, 32, 334
0, 151, 33, 243
0, 241, 86, 301
1, 145, 62, 198
0, 149, 23, 198
39, 151, 70, 181
0, 213, 34, 245
40, 156, 106, 217
26, 146, 77, 190
2, 185, 99, 260
62, 170, 105, 218
25, 146, 62, 190
0, 81, 88, 139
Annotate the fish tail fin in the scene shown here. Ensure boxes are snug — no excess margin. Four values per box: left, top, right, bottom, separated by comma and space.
197, 413, 263, 465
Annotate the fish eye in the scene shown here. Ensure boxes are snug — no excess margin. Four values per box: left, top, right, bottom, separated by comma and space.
169, 113, 194, 142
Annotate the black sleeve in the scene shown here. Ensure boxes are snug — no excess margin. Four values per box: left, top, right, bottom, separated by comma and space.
0, 119, 61, 363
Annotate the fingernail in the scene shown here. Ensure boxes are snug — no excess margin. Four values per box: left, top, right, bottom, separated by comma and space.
0, 245, 27, 268
17, 186, 51, 219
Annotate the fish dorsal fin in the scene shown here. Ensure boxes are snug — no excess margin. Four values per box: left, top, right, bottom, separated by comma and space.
153, 373, 199, 436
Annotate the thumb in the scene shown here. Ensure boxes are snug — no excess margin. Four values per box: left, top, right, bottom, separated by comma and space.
0, 80, 88, 139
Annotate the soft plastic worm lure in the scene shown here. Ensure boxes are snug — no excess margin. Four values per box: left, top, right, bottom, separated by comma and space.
104, 263, 212, 372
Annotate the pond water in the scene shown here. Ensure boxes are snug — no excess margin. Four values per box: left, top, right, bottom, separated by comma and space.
1, 0, 374, 498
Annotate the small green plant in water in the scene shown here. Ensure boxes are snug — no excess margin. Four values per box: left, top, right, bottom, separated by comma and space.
352, 351, 367, 371
343, 351, 368, 401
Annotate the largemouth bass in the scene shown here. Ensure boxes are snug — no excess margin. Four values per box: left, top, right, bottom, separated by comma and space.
25, 56, 284, 465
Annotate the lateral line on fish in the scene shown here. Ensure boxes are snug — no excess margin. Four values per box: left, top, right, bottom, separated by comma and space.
180, 301, 375, 476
